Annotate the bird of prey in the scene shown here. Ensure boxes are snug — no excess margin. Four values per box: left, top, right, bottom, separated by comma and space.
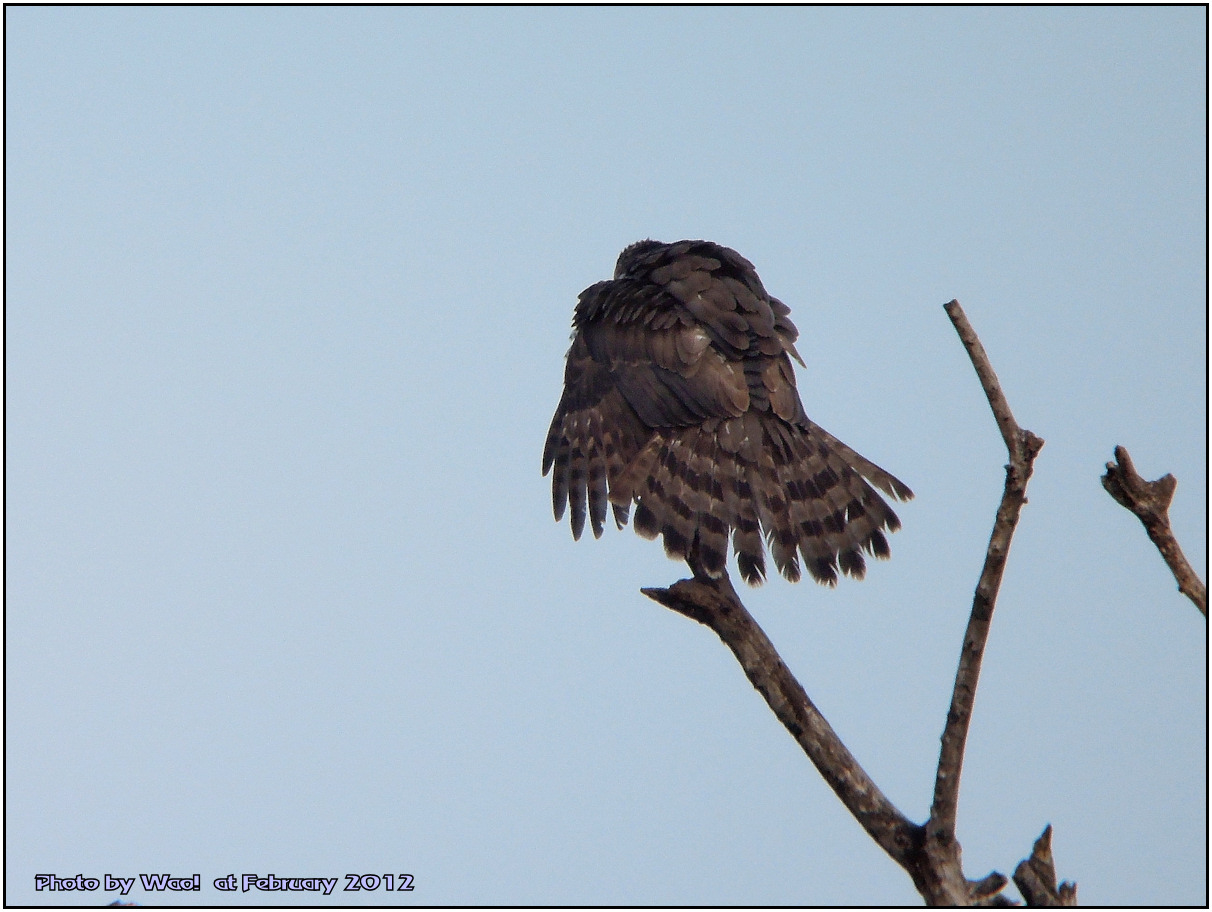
542, 239, 912, 586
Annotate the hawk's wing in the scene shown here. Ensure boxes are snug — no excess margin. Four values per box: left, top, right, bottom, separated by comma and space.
542, 242, 768, 541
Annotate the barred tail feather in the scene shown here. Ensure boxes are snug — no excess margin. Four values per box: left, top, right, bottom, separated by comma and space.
718, 416, 766, 585
683, 423, 729, 578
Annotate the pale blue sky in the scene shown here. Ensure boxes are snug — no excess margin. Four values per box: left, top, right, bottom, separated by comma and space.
6, 6, 1206, 906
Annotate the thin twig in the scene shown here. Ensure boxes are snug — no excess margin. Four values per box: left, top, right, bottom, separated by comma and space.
943, 301, 1029, 458
931, 301, 1045, 846
1102, 445, 1207, 616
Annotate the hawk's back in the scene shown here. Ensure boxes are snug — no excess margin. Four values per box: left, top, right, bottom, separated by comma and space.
543, 239, 912, 586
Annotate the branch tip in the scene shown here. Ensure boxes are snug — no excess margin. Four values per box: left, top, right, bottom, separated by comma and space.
1102, 446, 1207, 616
1012, 825, 1077, 907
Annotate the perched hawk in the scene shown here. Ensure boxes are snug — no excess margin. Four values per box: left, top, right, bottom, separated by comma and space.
542, 239, 912, 586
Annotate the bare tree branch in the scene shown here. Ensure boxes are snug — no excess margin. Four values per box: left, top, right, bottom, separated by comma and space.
1102, 445, 1207, 616
968, 870, 1012, 906
642, 573, 923, 869
1012, 825, 1078, 906
931, 302, 1046, 853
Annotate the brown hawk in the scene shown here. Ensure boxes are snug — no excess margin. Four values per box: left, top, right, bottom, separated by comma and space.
542, 239, 912, 586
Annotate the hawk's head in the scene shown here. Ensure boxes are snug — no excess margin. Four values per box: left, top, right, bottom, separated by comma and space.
614, 239, 666, 279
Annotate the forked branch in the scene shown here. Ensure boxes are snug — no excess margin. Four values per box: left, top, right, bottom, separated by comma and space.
642, 300, 1062, 904
1102, 445, 1207, 616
